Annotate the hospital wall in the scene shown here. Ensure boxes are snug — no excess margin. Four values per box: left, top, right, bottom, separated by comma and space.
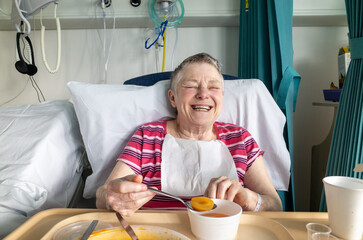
0, 5, 349, 211
0, 27, 239, 103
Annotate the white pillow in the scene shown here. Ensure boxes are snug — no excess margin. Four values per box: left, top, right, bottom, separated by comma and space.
68, 79, 290, 198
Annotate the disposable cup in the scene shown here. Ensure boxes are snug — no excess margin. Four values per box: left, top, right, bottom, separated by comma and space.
306, 223, 332, 240
312, 232, 339, 240
323, 176, 363, 240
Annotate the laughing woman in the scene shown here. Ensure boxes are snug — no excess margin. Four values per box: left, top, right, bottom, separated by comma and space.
96, 53, 282, 216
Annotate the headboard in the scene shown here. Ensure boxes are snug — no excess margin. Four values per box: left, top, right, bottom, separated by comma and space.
124, 71, 240, 86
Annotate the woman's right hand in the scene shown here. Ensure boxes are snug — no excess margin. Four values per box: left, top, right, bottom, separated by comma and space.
105, 174, 155, 216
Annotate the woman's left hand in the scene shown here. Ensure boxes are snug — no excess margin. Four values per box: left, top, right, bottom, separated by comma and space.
204, 156, 283, 211
204, 176, 249, 207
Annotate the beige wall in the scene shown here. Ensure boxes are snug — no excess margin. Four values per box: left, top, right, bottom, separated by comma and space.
293, 26, 349, 211
0, 27, 239, 105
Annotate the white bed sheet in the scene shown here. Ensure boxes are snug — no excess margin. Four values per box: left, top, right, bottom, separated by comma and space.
0, 100, 85, 237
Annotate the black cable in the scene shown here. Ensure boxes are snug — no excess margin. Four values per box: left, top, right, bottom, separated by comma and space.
29, 77, 42, 102
32, 76, 45, 101
29, 76, 41, 102
30, 76, 46, 102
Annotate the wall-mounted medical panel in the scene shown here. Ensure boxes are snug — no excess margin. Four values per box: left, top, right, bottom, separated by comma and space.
0, 0, 240, 30
0, 0, 347, 31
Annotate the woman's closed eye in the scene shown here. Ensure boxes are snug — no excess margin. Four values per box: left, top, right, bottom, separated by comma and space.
209, 85, 221, 90
184, 85, 198, 89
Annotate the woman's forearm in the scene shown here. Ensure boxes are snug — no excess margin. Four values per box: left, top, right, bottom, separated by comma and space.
241, 188, 282, 211
258, 193, 283, 211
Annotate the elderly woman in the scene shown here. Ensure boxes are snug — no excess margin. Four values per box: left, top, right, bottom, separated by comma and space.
96, 53, 282, 215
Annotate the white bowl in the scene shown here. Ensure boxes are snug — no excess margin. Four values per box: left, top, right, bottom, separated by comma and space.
187, 199, 242, 240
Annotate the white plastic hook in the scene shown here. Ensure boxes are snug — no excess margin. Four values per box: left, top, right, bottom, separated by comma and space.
14, 0, 31, 36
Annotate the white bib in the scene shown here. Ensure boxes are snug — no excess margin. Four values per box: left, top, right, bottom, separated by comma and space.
161, 134, 238, 196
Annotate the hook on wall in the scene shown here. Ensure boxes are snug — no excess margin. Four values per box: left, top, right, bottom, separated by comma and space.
130, 0, 141, 7
101, 0, 111, 8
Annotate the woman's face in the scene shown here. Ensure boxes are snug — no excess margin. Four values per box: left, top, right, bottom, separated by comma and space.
168, 62, 224, 128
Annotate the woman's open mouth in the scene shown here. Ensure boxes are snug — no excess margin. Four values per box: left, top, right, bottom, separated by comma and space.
191, 105, 212, 111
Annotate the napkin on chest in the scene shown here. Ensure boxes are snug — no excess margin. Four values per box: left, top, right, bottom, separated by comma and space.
161, 134, 238, 196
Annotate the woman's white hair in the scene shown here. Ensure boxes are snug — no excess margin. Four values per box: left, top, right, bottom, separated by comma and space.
170, 53, 223, 92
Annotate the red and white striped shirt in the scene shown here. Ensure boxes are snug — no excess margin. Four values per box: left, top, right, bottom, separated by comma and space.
118, 120, 262, 209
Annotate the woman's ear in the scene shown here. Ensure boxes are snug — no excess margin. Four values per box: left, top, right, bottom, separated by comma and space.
168, 89, 177, 108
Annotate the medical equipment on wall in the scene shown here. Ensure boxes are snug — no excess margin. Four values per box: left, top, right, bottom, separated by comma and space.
15, 32, 37, 76
3, 31, 46, 106
101, 0, 111, 8
11, 0, 58, 35
130, 0, 141, 7
40, 4, 61, 73
11, 0, 61, 74
97, 0, 115, 84
17, 33, 45, 102
146, 0, 184, 72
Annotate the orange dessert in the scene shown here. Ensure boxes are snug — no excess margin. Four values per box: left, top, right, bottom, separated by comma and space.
76, 227, 182, 240
190, 197, 214, 211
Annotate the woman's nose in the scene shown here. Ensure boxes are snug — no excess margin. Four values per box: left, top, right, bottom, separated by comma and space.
196, 86, 209, 99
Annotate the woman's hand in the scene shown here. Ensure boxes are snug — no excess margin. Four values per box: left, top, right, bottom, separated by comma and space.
204, 176, 250, 208
102, 174, 155, 216
204, 156, 283, 211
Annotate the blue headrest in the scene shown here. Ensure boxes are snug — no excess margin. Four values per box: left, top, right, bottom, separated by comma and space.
124, 71, 239, 86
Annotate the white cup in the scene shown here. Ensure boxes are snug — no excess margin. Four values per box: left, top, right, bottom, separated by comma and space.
323, 176, 363, 240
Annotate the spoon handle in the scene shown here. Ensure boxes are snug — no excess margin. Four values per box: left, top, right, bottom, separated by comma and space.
148, 187, 217, 211
147, 187, 188, 208
117, 178, 192, 209
116, 212, 139, 240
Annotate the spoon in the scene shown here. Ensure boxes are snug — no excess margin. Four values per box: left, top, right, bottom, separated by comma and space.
147, 187, 217, 211
116, 178, 217, 210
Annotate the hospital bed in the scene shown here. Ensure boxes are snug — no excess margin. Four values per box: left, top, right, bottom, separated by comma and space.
1, 72, 291, 237
67, 72, 291, 209
0, 100, 87, 237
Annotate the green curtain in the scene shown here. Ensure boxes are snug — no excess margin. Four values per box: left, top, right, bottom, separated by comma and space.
320, 0, 363, 212
238, 0, 301, 211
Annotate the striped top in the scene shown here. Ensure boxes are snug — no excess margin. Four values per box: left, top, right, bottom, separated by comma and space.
118, 120, 262, 209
